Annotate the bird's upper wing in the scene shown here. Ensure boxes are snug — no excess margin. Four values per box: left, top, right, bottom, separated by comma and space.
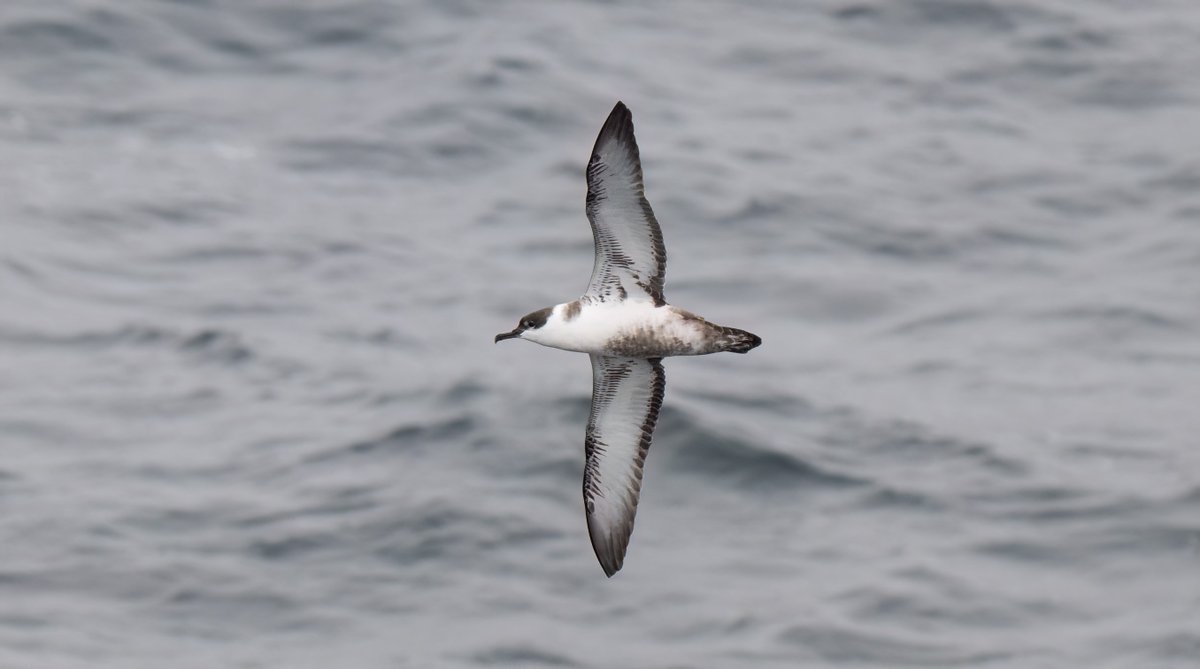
583, 354, 666, 576
583, 102, 667, 306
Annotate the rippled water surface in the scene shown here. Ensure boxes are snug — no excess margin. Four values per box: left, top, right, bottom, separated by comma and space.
3, 1, 1199, 667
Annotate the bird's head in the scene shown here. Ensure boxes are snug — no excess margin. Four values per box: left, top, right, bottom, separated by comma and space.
495, 306, 553, 344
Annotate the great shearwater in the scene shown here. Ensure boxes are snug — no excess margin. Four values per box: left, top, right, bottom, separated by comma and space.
495, 101, 761, 577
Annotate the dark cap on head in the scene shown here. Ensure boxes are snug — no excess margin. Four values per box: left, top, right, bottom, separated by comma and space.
495, 307, 553, 343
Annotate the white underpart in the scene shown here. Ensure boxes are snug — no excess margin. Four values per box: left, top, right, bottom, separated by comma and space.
521, 300, 706, 356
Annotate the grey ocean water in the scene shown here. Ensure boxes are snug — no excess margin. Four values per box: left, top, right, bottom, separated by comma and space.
2, 1, 1199, 667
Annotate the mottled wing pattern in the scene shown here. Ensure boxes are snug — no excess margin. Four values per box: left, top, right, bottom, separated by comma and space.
583, 102, 667, 306
583, 355, 666, 576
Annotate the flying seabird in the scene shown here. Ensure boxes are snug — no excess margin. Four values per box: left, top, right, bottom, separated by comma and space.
495, 101, 761, 577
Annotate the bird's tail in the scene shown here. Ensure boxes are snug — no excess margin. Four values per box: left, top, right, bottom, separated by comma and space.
718, 327, 762, 354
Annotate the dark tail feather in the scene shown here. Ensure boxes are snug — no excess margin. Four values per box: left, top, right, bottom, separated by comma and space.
720, 327, 761, 354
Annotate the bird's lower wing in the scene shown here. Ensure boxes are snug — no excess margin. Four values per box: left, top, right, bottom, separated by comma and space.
583, 355, 666, 576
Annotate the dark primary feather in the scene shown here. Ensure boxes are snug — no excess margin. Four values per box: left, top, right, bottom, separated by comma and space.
583, 102, 668, 306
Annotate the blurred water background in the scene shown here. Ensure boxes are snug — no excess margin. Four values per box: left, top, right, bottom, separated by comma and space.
2, 1, 1199, 667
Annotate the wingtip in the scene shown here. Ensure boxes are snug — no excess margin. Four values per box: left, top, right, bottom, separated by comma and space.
595, 100, 635, 149
597, 547, 623, 577
587, 514, 629, 578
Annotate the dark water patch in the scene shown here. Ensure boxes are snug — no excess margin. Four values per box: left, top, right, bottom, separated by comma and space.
132, 199, 237, 227
518, 236, 593, 256
850, 485, 946, 513
976, 226, 1074, 251
1074, 522, 1200, 557
514, 454, 581, 487
0, 19, 115, 54
427, 137, 489, 161
826, 222, 960, 262
737, 147, 789, 164
180, 329, 253, 364
497, 103, 573, 130
442, 379, 488, 404
1013, 57, 1094, 82
304, 416, 477, 464
279, 136, 421, 177
1063, 440, 1169, 461
161, 586, 300, 628
371, 503, 562, 567
326, 326, 419, 349
300, 26, 374, 47
901, 359, 961, 376
236, 491, 378, 531
1034, 305, 1189, 332
0, 104, 220, 142
546, 158, 586, 180
779, 623, 1010, 666
832, 4, 879, 21
972, 537, 1086, 566
247, 533, 337, 561
0, 324, 252, 365
47, 255, 180, 289
1076, 67, 1183, 109
717, 194, 800, 226
1145, 166, 1200, 193
471, 645, 582, 667
0, 613, 46, 629
0, 323, 164, 348
0, 8, 254, 88
837, 586, 1019, 628
0, 469, 21, 500
909, 0, 1016, 32
78, 106, 208, 135
679, 387, 813, 415
966, 486, 1150, 524
1179, 486, 1200, 505
494, 55, 540, 73
656, 612, 758, 641
171, 15, 273, 65
1143, 631, 1200, 660
832, 0, 1065, 41
199, 300, 309, 317
1022, 27, 1113, 53
657, 408, 867, 491
0, 418, 114, 450
886, 308, 988, 336
384, 101, 463, 131
52, 205, 131, 231
827, 415, 1028, 478
254, 4, 404, 51
716, 44, 860, 84
967, 169, 1076, 195
554, 395, 594, 426
123, 505, 240, 535
1034, 192, 1119, 218
281, 129, 498, 179
0, 257, 40, 281
1130, 226, 1200, 264
162, 243, 280, 265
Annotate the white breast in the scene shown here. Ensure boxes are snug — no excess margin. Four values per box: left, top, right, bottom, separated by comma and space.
528, 301, 709, 356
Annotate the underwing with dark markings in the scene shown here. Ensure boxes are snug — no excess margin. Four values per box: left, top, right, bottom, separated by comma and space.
495, 101, 761, 577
